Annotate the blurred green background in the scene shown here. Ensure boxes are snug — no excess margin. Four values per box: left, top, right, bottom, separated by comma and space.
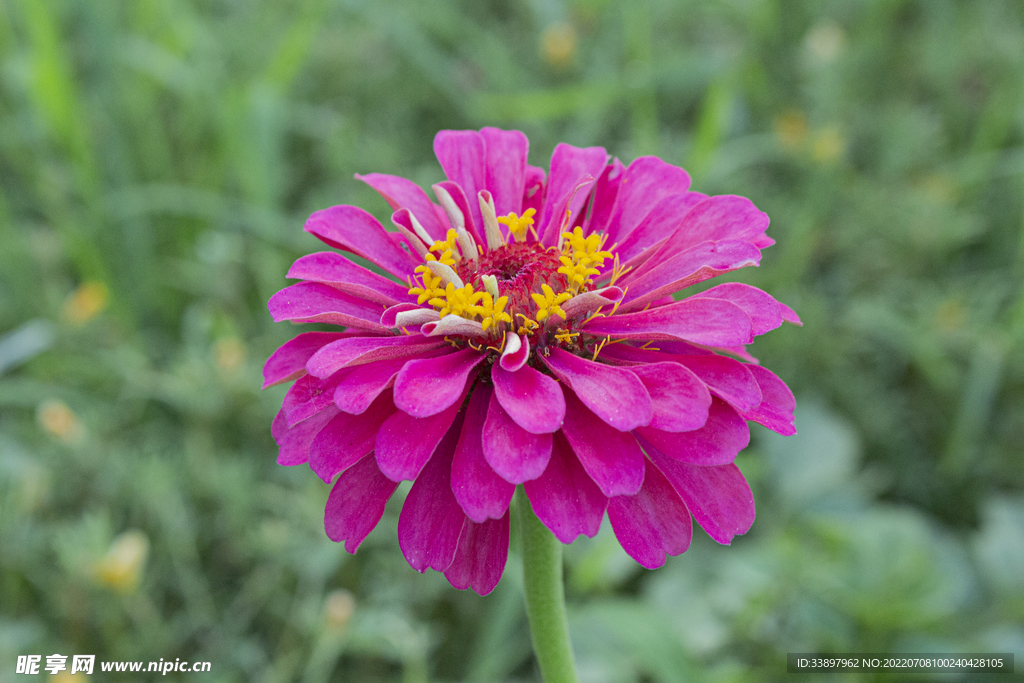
1, 0, 1023, 681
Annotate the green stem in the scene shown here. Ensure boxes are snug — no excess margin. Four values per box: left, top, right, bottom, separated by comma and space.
516, 489, 579, 683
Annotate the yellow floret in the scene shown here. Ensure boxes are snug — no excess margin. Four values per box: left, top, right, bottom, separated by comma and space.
429, 229, 461, 266
430, 282, 485, 319
497, 208, 536, 243
479, 293, 512, 331
530, 283, 572, 322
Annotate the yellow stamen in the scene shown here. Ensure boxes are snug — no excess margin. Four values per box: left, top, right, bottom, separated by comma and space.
408, 266, 445, 304
497, 208, 536, 243
558, 226, 613, 292
429, 282, 485, 319
517, 313, 540, 336
428, 229, 461, 266
554, 329, 579, 345
479, 293, 512, 331
530, 283, 571, 322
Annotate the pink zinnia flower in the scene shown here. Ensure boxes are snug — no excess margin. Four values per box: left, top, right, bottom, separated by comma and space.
265, 128, 800, 595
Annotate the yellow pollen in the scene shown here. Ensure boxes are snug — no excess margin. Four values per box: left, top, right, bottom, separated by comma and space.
497, 208, 536, 243
558, 226, 613, 292
554, 329, 579, 345
429, 282, 485, 319
408, 267, 445, 304
479, 293, 512, 331
517, 313, 540, 336
530, 284, 571, 322
428, 229, 461, 266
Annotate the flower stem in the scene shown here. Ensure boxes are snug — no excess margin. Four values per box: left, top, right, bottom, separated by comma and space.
516, 488, 579, 683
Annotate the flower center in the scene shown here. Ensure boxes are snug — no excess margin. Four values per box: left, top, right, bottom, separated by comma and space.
460, 242, 567, 321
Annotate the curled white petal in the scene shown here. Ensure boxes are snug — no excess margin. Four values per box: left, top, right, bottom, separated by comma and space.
479, 190, 504, 251
421, 315, 487, 338
561, 286, 625, 319
425, 260, 464, 288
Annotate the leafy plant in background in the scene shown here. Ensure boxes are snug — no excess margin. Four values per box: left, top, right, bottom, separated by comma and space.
1, 0, 1023, 681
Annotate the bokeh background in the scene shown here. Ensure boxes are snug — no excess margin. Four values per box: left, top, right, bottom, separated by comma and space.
1, 0, 1023, 681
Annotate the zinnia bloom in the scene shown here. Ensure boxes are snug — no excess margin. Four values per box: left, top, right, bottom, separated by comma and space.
265, 128, 800, 595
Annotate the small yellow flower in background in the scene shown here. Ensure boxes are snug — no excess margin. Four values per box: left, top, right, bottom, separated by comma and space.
804, 20, 847, 65
920, 174, 958, 205
934, 299, 965, 333
324, 589, 355, 630
811, 126, 846, 165
541, 22, 577, 68
214, 337, 246, 375
93, 530, 149, 594
37, 399, 85, 445
774, 110, 808, 150
62, 281, 108, 326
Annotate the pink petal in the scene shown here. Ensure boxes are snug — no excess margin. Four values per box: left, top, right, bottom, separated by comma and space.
268, 282, 388, 331
393, 348, 484, 418
481, 127, 528, 217
307, 335, 451, 379
434, 130, 486, 237
560, 389, 645, 497
537, 143, 608, 245
560, 286, 624, 319
397, 418, 467, 572
380, 302, 436, 329
522, 164, 546, 217
356, 172, 447, 241
287, 251, 411, 306
263, 332, 348, 389
674, 354, 762, 412
491, 361, 565, 434
636, 397, 749, 466
780, 302, 802, 326
646, 449, 755, 545
698, 283, 784, 336
331, 350, 447, 415
452, 385, 516, 521
523, 432, 607, 543
613, 191, 709, 264
304, 205, 421, 278
583, 158, 624, 236
282, 371, 346, 426
434, 180, 483, 246
540, 348, 652, 432
325, 452, 400, 553
309, 391, 397, 483
375, 380, 472, 481
482, 390, 553, 484
625, 362, 711, 432
607, 457, 693, 569
603, 156, 692, 247
499, 332, 529, 371
582, 297, 754, 347
617, 240, 762, 312
444, 512, 510, 596
272, 405, 339, 466
742, 365, 796, 436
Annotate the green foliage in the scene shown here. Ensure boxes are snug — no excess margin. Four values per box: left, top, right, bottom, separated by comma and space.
1, 0, 1022, 680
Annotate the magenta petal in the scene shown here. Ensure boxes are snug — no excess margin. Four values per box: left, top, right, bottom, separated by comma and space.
625, 362, 711, 432
434, 130, 486, 235
613, 192, 709, 264
603, 156, 692, 246
541, 348, 652, 432
698, 283, 784, 336
393, 348, 484, 418
583, 158, 624, 236
482, 390, 553, 484
674, 354, 763, 412
309, 392, 397, 483
647, 449, 755, 545
269, 282, 388, 331
522, 164, 546, 216
560, 389, 645, 497
491, 361, 565, 434
636, 398, 749, 466
282, 371, 346, 426
524, 432, 607, 543
434, 180, 483, 245
263, 332, 347, 389
307, 335, 451, 379
272, 405, 339, 466
332, 352, 444, 415
780, 302, 802, 326
607, 458, 692, 569
537, 143, 608, 244
304, 205, 421, 278
375, 380, 472, 481
397, 420, 468, 573
743, 365, 796, 436
618, 240, 762, 312
325, 452, 400, 553
356, 172, 447, 241
582, 297, 754, 347
481, 127, 528, 217
444, 512, 510, 595
452, 385, 515, 521
287, 251, 411, 305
